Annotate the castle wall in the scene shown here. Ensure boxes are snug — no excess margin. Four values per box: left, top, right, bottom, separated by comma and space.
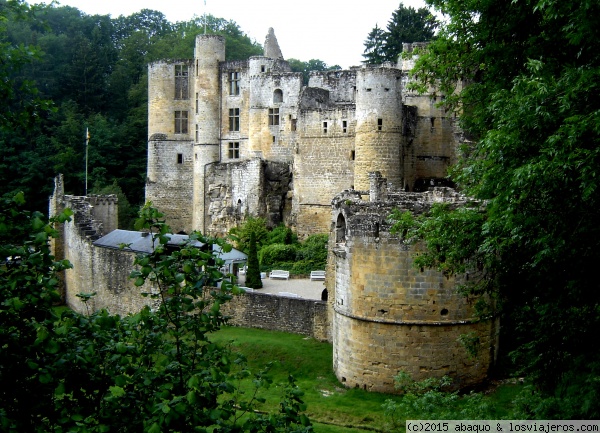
221, 293, 329, 341
146, 137, 194, 234
293, 107, 356, 236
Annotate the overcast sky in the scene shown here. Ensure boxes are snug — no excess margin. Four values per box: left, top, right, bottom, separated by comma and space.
32, 0, 429, 69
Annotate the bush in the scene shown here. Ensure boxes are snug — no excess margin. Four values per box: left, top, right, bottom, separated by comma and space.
259, 243, 298, 267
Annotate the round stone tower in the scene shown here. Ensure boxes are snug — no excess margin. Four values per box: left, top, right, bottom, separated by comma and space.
192, 34, 225, 232
353, 67, 404, 191
328, 179, 498, 393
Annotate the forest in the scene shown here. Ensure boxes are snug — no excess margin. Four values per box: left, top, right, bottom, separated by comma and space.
0, 1, 341, 226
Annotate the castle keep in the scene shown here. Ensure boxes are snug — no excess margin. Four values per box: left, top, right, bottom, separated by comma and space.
146, 30, 458, 237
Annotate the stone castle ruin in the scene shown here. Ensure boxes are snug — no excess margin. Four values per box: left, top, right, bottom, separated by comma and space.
146, 29, 458, 237
50, 29, 498, 394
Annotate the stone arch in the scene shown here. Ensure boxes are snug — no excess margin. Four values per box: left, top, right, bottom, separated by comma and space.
336, 213, 346, 244
273, 89, 283, 104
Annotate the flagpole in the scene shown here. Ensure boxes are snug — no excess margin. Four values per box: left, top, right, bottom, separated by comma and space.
85, 127, 90, 196
204, 0, 207, 34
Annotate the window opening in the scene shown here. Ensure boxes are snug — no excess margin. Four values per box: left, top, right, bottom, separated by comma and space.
323, 121, 328, 133
195, 124, 199, 142
261, 65, 266, 72
268, 108, 279, 126
291, 118, 297, 131
174, 111, 188, 134
273, 89, 283, 103
177, 153, 183, 164
342, 120, 347, 133
430, 117, 435, 128
229, 108, 240, 131
351, 150, 355, 160
377, 118, 383, 131
174, 64, 189, 100
195, 92, 199, 114
229, 71, 240, 95
228, 142, 240, 159
336, 214, 346, 244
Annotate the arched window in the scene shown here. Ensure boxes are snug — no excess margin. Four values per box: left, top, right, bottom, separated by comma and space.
336, 213, 346, 244
273, 89, 283, 104
236, 199, 242, 215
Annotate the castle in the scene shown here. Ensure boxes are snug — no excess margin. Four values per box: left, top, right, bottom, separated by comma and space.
146, 29, 458, 237
49, 29, 497, 394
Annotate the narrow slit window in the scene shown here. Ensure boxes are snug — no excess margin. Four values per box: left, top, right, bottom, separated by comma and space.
291, 118, 297, 131
177, 153, 183, 164
377, 118, 383, 131
342, 120, 347, 133
323, 121, 328, 134
195, 124, 199, 142
195, 92, 199, 114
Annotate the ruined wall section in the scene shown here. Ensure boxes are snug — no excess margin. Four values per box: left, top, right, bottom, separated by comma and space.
307, 69, 357, 103
204, 158, 292, 236
399, 42, 459, 191
329, 182, 498, 392
293, 105, 356, 237
54, 193, 156, 316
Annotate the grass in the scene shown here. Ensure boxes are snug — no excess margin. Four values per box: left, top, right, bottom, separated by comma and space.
210, 326, 523, 433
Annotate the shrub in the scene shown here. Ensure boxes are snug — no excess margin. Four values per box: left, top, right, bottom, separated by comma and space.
259, 243, 298, 267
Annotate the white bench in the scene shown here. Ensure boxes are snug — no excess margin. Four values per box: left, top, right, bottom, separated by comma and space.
278, 292, 299, 298
269, 270, 290, 280
239, 286, 254, 292
310, 270, 326, 281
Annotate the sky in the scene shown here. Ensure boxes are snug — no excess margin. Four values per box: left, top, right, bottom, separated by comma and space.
31, 0, 429, 69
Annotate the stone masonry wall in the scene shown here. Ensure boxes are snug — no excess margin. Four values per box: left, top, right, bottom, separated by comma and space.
221, 292, 329, 341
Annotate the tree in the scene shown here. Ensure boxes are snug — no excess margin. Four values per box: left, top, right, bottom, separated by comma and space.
396, 0, 600, 417
287, 58, 341, 85
0, 198, 312, 431
245, 231, 263, 289
362, 24, 387, 65
362, 3, 436, 65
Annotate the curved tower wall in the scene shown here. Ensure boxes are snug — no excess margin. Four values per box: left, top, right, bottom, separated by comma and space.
329, 186, 498, 392
192, 35, 225, 232
354, 67, 404, 191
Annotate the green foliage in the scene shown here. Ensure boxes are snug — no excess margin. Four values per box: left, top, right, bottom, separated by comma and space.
0, 3, 263, 211
245, 230, 263, 289
287, 58, 341, 85
231, 216, 269, 253
398, 0, 600, 413
0, 197, 313, 431
259, 244, 298, 267
362, 3, 436, 65
383, 372, 493, 431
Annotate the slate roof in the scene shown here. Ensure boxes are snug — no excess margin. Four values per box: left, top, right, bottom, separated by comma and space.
93, 230, 247, 264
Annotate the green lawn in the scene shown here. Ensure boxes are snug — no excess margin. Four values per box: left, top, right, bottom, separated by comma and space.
210, 326, 522, 433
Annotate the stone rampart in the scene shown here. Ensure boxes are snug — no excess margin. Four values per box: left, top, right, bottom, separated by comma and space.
221, 292, 329, 341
